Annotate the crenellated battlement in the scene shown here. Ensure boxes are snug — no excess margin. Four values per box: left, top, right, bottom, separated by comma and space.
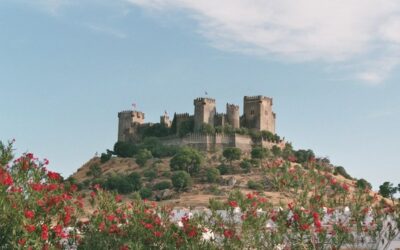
193, 97, 216, 105
175, 113, 190, 118
244, 95, 272, 102
226, 103, 239, 111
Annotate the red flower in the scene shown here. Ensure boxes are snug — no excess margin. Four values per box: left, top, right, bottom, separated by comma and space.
223, 229, 234, 239
0, 170, 13, 186
41, 224, 49, 241
144, 223, 153, 230
18, 238, 27, 246
342, 183, 350, 192
25, 224, 36, 233
119, 245, 129, 250
154, 231, 163, 237
300, 224, 310, 231
187, 228, 197, 238
31, 183, 44, 191
99, 222, 105, 232
24, 210, 35, 219
53, 224, 63, 237
228, 201, 238, 208
115, 195, 122, 203
47, 171, 61, 181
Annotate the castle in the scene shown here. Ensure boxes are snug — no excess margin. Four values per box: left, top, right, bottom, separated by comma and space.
118, 95, 278, 151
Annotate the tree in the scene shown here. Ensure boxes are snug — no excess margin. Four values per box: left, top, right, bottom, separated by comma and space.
206, 168, 220, 183
171, 171, 192, 191
271, 145, 282, 157
356, 179, 372, 190
251, 147, 270, 164
127, 172, 142, 191
113, 141, 138, 158
240, 159, 252, 173
379, 182, 397, 204
170, 147, 204, 175
223, 147, 242, 167
135, 149, 152, 167
100, 150, 112, 163
294, 149, 315, 163
139, 187, 152, 199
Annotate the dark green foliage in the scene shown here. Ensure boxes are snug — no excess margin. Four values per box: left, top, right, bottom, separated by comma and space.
334, 166, 353, 180
170, 147, 204, 175
240, 159, 252, 173
247, 180, 264, 190
251, 147, 270, 161
143, 169, 157, 181
199, 123, 215, 134
282, 143, 294, 159
103, 172, 142, 194
142, 123, 171, 138
104, 175, 133, 194
135, 149, 152, 167
379, 182, 397, 200
206, 168, 221, 183
178, 120, 194, 137
87, 164, 102, 178
223, 147, 242, 166
127, 172, 142, 191
271, 145, 282, 157
294, 149, 315, 163
0, 140, 14, 165
356, 178, 372, 190
153, 181, 172, 190
217, 164, 230, 175
140, 137, 178, 158
100, 151, 112, 163
171, 171, 192, 191
139, 187, 153, 199
113, 141, 138, 158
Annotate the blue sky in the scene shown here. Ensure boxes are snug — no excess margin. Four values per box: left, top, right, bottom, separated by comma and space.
1, 0, 399, 190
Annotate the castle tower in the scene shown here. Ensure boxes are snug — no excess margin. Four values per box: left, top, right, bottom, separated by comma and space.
226, 103, 240, 129
118, 110, 145, 142
160, 112, 171, 128
243, 96, 275, 133
193, 97, 216, 131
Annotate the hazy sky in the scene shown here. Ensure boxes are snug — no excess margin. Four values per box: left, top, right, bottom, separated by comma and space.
1, 0, 399, 190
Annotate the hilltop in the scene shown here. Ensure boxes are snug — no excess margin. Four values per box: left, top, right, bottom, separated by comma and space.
68, 138, 381, 209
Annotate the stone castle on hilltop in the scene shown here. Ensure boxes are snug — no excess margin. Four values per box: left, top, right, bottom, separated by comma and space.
118, 95, 279, 152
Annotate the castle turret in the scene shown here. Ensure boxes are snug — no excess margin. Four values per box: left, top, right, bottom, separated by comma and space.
243, 96, 275, 133
118, 110, 145, 142
160, 112, 171, 128
226, 103, 240, 129
194, 97, 216, 131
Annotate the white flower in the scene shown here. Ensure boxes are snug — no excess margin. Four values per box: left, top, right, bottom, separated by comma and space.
233, 207, 241, 214
201, 228, 215, 241
177, 221, 184, 228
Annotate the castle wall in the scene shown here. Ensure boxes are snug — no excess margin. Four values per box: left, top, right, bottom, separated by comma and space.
194, 98, 216, 131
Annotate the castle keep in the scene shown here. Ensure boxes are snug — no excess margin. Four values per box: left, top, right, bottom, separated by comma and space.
118, 95, 277, 151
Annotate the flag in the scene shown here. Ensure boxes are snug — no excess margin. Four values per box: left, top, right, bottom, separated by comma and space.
205, 91, 208, 96
132, 103, 137, 110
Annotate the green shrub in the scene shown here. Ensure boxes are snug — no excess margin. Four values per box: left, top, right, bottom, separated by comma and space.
171, 171, 192, 191
206, 168, 221, 183
127, 172, 142, 191
247, 180, 264, 190
113, 141, 138, 158
139, 187, 153, 199
143, 169, 157, 181
100, 151, 112, 163
356, 178, 372, 190
136, 149, 152, 167
217, 164, 230, 175
170, 147, 204, 175
223, 147, 242, 166
334, 166, 353, 180
87, 164, 102, 178
153, 181, 172, 190
240, 159, 252, 173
